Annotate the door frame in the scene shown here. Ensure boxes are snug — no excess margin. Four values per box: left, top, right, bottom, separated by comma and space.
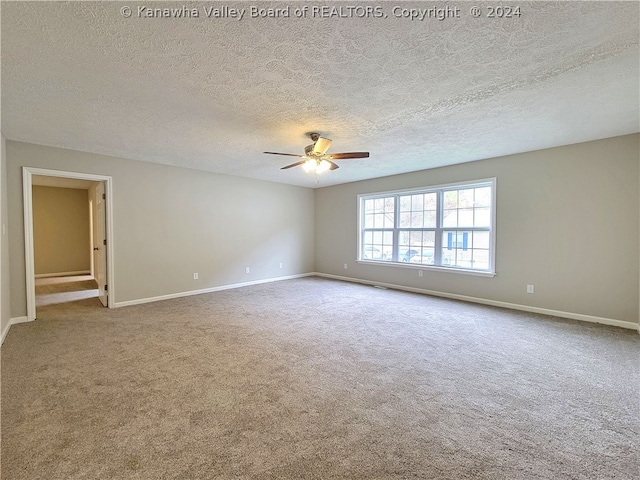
22, 167, 115, 321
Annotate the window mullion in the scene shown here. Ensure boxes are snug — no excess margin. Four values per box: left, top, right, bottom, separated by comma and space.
392, 194, 400, 262
360, 200, 365, 259
434, 189, 443, 266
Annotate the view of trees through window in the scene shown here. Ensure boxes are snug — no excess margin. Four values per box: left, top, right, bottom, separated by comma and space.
360, 180, 495, 272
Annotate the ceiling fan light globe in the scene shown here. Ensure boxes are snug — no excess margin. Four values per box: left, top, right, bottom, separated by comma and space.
316, 160, 331, 174
302, 159, 315, 172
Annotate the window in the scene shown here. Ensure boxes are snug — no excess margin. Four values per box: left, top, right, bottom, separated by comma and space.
358, 179, 496, 274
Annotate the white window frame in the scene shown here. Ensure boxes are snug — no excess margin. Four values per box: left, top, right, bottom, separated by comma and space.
357, 178, 497, 277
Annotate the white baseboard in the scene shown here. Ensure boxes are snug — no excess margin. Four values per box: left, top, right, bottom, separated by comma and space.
5, 273, 636, 339
35, 270, 91, 279
1, 316, 31, 345
314, 273, 639, 331
114, 273, 315, 308
1, 321, 8, 345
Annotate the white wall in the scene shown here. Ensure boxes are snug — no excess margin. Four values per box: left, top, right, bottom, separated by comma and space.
6, 141, 315, 316
315, 134, 640, 326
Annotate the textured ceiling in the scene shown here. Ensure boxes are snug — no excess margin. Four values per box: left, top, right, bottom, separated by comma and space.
2, 1, 639, 188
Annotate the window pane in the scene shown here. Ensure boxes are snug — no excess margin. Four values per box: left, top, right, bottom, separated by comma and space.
473, 231, 490, 249
459, 189, 474, 207
373, 231, 382, 244
363, 245, 384, 260
443, 231, 470, 250
472, 249, 489, 270
442, 230, 490, 270
424, 193, 437, 210
424, 210, 437, 228
384, 197, 395, 211
455, 248, 473, 268
398, 247, 409, 259
423, 231, 435, 246
444, 190, 458, 209
421, 248, 435, 265
443, 209, 457, 227
399, 192, 438, 228
399, 195, 411, 212
398, 231, 411, 251
364, 231, 373, 243
474, 207, 490, 227
383, 213, 393, 228
458, 208, 473, 227
398, 230, 435, 264
364, 214, 374, 228
410, 231, 423, 244
409, 249, 434, 265
475, 187, 491, 207
364, 199, 375, 213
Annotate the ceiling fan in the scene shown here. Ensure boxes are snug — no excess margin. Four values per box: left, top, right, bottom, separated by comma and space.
264, 132, 369, 173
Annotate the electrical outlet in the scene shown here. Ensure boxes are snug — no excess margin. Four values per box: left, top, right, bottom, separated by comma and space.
527, 284, 535, 294
344, 263, 348, 269
245, 267, 250, 274
193, 273, 198, 280
279, 262, 283, 269
418, 270, 423, 277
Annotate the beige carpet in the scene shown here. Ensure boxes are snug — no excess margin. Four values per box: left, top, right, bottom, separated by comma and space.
2, 277, 638, 479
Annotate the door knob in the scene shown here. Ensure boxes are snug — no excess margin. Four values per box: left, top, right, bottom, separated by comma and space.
93, 247, 99, 251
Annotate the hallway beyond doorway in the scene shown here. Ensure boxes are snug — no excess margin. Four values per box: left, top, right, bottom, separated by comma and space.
35, 275, 99, 307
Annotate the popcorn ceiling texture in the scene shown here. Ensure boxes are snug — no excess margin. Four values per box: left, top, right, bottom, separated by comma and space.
1, 1, 638, 187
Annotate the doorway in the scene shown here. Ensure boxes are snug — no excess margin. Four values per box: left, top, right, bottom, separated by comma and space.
23, 167, 114, 321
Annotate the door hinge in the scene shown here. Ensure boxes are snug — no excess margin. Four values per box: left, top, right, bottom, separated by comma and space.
104, 284, 108, 292
102, 193, 106, 200
103, 239, 106, 246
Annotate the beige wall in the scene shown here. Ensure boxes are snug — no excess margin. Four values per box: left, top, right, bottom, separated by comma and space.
6, 141, 315, 316
315, 134, 640, 325
1, 134, 10, 336
5, 135, 638, 326
32, 186, 91, 276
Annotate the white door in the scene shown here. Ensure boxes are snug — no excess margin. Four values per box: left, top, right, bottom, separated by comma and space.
94, 182, 108, 307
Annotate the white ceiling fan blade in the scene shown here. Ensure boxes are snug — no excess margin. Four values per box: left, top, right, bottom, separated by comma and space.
312, 137, 332, 155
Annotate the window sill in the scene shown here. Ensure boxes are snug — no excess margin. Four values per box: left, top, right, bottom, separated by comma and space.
355, 260, 497, 278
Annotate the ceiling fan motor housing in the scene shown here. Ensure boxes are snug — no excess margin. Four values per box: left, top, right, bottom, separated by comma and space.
266, 131, 369, 171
